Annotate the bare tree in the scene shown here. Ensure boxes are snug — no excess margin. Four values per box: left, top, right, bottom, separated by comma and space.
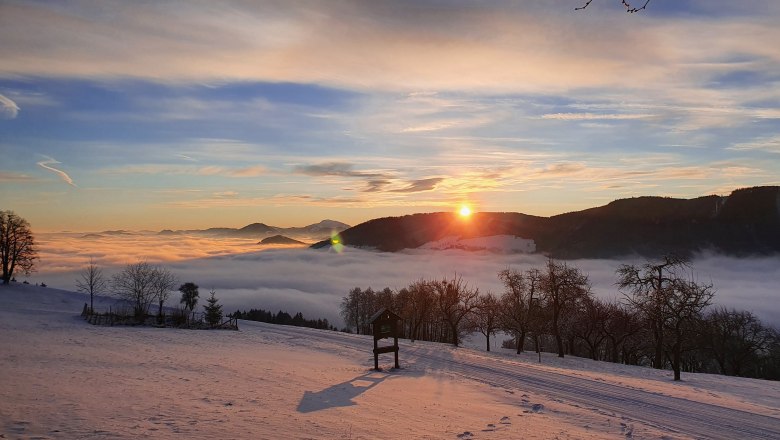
433, 275, 479, 347
0, 210, 37, 284
152, 266, 177, 319
498, 268, 542, 353
340, 287, 377, 335
76, 257, 107, 312
602, 302, 643, 364
403, 279, 435, 342
571, 296, 612, 361
468, 293, 501, 351
617, 255, 688, 369
702, 308, 773, 377
619, 255, 714, 381
664, 277, 714, 381
575, 0, 651, 13
112, 261, 156, 319
540, 259, 592, 358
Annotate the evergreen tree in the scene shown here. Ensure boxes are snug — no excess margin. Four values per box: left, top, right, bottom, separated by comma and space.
203, 290, 223, 327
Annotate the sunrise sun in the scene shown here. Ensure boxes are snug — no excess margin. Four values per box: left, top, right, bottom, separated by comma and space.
458, 205, 473, 218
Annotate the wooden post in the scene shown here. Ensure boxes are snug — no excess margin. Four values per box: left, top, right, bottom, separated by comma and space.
374, 337, 380, 370
394, 335, 399, 369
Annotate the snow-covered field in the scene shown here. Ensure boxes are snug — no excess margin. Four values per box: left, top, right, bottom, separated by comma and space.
2, 283, 779, 439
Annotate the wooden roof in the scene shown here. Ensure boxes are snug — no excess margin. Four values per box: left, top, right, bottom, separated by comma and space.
369, 307, 401, 324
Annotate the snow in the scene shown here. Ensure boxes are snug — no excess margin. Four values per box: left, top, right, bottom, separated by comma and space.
2, 283, 779, 439
420, 235, 536, 253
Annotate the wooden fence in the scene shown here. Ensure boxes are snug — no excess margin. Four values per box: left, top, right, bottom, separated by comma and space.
81, 303, 238, 330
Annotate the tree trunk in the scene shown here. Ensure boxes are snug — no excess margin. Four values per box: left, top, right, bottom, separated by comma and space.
516, 330, 526, 354
652, 321, 665, 369
485, 333, 491, 352
451, 322, 460, 347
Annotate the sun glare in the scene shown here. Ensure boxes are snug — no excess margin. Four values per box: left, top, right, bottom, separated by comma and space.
458, 205, 472, 218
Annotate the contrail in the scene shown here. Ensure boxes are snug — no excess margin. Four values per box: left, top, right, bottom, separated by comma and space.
37, 157, 77, 187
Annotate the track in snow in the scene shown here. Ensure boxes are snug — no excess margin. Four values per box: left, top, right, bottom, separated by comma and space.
247, 321, 780, 440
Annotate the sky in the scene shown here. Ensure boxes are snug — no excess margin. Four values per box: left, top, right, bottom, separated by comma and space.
1, 0, 780, 232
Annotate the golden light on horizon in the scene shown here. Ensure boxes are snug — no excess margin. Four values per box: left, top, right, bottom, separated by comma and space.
458, 205, 473, 218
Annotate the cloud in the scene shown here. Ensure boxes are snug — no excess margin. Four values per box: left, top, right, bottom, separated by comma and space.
391, 177, 444, 193
364, 179, 391, 193
540, 113, 656, 121
102, 163, 267, 177
0, 94, 20, 119
295, 162, 387, 179
728, 136, 780, 154
36, 156, 76, 187
3, 1, 778, 98
0, 171, 36, 182
31, 232, 780, 328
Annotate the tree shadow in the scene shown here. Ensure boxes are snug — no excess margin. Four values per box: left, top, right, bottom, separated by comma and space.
296, 370, 391, 413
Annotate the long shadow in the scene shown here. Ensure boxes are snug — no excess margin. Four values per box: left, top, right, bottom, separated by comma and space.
296, 370, 391, 413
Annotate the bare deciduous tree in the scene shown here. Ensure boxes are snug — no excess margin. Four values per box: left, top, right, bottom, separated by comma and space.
433, 275, 480, 347
617, 255, 687, 369
152, 266, 177, 319
498, 268, 542, 353
403, 279, 435, 342
540, 259, 592, 358
619, 255, 714, 381
570, 296, 613, 360
112, 261, 157, 319
76, 258, 107, 312
0, 210, 37, 284
468, 293, 501, 351
702, 308, 773, 377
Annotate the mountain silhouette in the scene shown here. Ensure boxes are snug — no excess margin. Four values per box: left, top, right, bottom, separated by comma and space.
312, 186, 780, 258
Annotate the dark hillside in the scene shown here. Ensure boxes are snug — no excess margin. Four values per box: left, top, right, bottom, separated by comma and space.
312, 186, 780, 258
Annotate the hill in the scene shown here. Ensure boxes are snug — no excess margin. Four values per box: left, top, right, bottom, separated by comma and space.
313, 186, 780, 258
159, 219, 350, 240
258, 235, 306, 245
2, 283, 778, 439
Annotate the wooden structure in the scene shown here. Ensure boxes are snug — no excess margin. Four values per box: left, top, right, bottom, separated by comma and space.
369, 308, 401, 370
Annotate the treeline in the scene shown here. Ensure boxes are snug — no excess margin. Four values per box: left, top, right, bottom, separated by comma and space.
232, 308, 337, 331
340, 256, 780, 381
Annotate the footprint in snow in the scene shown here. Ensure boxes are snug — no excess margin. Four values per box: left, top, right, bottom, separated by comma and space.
531, 403, 544, 413
482, 423, 496, 432
500, 416, 511, 425
456, 431, 474, 439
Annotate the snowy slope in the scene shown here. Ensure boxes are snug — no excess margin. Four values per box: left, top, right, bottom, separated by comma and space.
420, 235, 536, 253
1, 283, 779, 439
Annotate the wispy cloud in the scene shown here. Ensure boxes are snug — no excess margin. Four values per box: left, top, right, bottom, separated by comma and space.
102, 164, 267, 177
391, 177, 444, 193
540, 113, 656, 121
0, 94, 20, 119
0, 171, 36, 182
295, 162, 389, 179
728, 136, 780, 154
36, 156, 76, 187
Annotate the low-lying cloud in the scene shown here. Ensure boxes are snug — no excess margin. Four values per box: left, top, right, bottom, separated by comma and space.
31, 233, 780, 328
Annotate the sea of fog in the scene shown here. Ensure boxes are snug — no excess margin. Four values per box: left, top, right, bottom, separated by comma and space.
32, 232, 780, 328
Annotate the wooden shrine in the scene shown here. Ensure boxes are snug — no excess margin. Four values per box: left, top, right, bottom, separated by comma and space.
369, 308, 401, 370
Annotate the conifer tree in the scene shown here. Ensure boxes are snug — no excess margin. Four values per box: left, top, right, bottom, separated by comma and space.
203, 290, 223, 327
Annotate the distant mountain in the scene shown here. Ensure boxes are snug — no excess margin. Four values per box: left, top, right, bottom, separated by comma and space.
259, 235, 306, 245
238, 223, 277, 235
158, 219, 350, 240
312, 186, 780, 258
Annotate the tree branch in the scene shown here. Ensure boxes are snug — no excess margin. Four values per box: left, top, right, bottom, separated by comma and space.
575, 0, 651, 13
